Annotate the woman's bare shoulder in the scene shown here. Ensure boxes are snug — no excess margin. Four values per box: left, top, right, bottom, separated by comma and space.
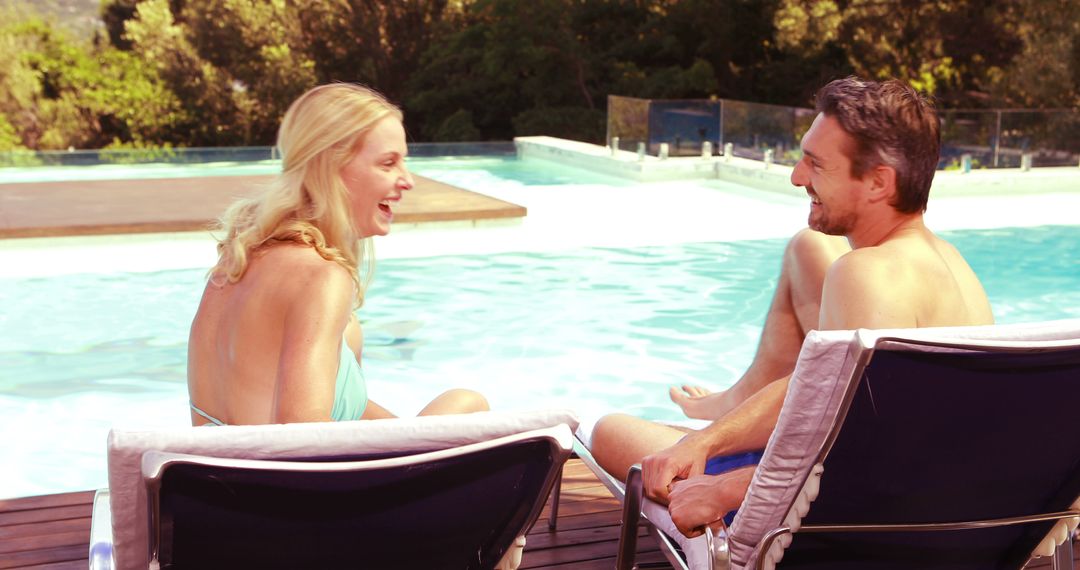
250, 244, 355, 305
260, 244, 351, 281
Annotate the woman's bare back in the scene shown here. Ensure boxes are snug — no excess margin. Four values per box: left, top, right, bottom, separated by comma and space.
187, 244, 353, 425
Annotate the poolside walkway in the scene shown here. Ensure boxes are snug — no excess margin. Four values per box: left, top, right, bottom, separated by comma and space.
0, 174, 526, 239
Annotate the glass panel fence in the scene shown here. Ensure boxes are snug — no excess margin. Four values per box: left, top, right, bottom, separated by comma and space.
606, 95, 651, 155
997, 110, 1080, 168
720, 100, 815, 165
608, 95, 1079, 169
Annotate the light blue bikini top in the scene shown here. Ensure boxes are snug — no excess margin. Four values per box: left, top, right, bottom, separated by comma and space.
190, 338, 368, 426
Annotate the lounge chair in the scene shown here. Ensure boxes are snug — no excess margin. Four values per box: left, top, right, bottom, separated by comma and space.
576, 319, 1080, 569
89, 408, 579, 569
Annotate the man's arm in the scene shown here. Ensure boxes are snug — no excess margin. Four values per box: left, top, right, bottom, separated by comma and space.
653, 250, 919, 530
668, 465, 756, 537
642, 376, 789, 503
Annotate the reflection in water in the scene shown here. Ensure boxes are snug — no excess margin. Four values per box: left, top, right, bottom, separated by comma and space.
0, 337, 184, 397
362, 320, 427, 362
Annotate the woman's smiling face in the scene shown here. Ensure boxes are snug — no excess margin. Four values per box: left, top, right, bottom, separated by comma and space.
340, 116, 414, 238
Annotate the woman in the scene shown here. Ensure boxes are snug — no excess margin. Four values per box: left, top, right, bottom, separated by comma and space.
187, 83, 488, 425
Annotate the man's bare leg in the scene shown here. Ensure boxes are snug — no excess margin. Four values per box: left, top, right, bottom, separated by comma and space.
590, 413, 690, 482
672, 230, 849, 420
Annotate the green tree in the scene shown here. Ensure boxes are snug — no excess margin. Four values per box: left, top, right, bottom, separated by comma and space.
772, 0, 1024, 106
6, 0, 1075, 149
289, 0, 452, 103
0, 5, 181, 150
408, 0, 725, 142
122, 0, 246, 145
176, 0, 317, 142
986, 0, 1080, 108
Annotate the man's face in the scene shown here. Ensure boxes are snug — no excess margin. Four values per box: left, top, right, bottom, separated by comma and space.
790, 113, 868, 236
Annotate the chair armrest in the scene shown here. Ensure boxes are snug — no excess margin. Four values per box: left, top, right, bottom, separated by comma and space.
89, 489, 114, 570
617, 464, 645, 570
621, 465, 732, 570
706, 521, 731, 570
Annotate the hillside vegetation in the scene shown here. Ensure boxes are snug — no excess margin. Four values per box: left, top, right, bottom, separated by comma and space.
1, 0, 1077, 151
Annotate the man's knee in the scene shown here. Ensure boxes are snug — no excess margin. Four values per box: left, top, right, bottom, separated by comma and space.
590, 413, 636, 447
784, 229, 849, 281
786, 229, 847, 263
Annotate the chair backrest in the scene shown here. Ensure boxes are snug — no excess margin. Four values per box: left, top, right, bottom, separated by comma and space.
142, 425, 572, 569
729, 319, 1080, 570
106, 409, 580, 569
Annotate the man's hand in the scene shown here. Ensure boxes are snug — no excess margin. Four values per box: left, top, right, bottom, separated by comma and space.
668, 465, 756, 538
641, 434, 710, 504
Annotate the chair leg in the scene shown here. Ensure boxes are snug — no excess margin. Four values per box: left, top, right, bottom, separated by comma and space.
548, 468, 563, 530
617, 465, 644, 570
1052, 534, 1075, 570
495, 535, 527, 570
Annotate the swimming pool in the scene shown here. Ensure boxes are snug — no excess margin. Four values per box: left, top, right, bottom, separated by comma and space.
1, 226, 1078, 499
1, 156, 1078, 500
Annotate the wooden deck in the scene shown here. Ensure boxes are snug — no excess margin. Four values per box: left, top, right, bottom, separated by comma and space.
2, 457, 1076, 569
0, 173, 526, 239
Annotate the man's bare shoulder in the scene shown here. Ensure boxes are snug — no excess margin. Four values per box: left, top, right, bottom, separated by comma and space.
821, 234, 993, 329
820, 248, 920, 330
829, 233, 937, 282
826, 246, 899, 282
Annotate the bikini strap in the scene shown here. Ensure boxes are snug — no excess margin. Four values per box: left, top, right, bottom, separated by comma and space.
189, 402, 226, 426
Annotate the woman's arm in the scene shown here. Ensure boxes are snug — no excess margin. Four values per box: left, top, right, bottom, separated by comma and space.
272, 263, 355, 423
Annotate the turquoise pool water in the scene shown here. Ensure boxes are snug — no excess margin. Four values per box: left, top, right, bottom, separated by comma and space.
0, 224, 1078, 498
2, 153, 1079, 498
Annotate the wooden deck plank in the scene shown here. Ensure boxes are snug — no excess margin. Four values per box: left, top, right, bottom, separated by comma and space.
15, 562, 87, 570
0, 492, 94, 514
0, 458, 1074, 569
0, 173, 525, 239
528, 550, 672, 570
0, 506, 91, 528
0, 544, 88, 570
0, 530, 90, 555
522, 539, 665, 568
0, 518, 91, 543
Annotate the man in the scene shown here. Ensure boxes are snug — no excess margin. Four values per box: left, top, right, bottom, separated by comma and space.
589, 76, 994, 537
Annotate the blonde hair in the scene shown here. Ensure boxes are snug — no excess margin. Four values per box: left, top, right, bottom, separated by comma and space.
212, 83, 403, 307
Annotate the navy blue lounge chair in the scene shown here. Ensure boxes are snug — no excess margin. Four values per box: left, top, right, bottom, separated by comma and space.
91, 409, 578, 569
578, 320, 1080, 569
